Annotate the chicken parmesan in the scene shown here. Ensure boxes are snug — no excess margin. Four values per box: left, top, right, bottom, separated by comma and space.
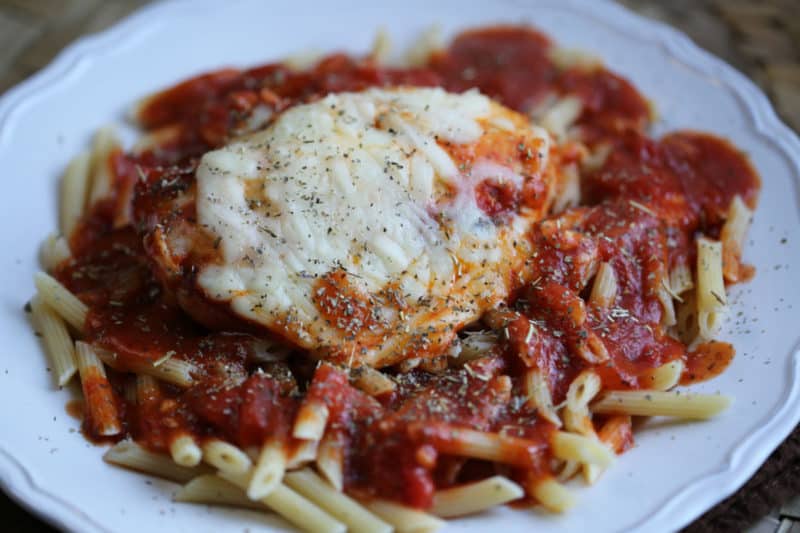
30, 24, 760, 533
141, 88, 558, 368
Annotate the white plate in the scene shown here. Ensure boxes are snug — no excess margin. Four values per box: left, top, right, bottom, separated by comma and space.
1, 0, 799, 532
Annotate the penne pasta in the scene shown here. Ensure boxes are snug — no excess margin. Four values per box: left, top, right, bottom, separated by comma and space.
674, 290, 700, 345
431, 476, 524, 518
581, 142, 612, 173
29, 296, 77, 387
551, 432, 614, 468
175, 474, 264, 510
454, 330, 499, 364
96, 348, 197, 388
530, 477, 576, 513
669, 262, 694, 297
423, 425, 554, 469
657, 279, 677, 327
584, 414, 633, 485
549, 47, 603, 70
287, 438, 319, 469
34, 272, 88, 332
75, 341, 122, 436
721, 195, 752, 282
260, 487, 346, 533
575, 332, 610, 365
316, 432, 345, 491
556, 460, 581, 482
170, 434, 203, 468
59, 151, 91, 238
561, 370, 606, 481
88, 127, 120, 206
221, 471, 346, 533
132, 123, 183, 155
641, 359, 684, 391
39, 233, 71, 272
366, 499, 445, 533
293, 400, 329, 440
284, 468, 392, 533
404, 25, 443, 67
247, 440, 287, 499
592, 390, 731, 420
202, 440, 253, 475
104, 441, 210, 484
523, 367, 561, 427
561, 370, 600, 437
351, 366, 395, 396
370, 28, 392, 64
566, 370, 602, 412
696, 237, 727, 340
589, 262, 617, 308
551, 162, 581, 213
583, 459, 605, 486
540, 96, 583, 141
430, 427, 514, 464
283, 49, 324, 72
146, 357, 196, 387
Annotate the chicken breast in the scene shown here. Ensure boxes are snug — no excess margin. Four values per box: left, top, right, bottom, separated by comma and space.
141, 87, 561, 367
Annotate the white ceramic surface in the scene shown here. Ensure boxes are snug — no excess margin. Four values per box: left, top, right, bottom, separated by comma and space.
0, 1, 799, 532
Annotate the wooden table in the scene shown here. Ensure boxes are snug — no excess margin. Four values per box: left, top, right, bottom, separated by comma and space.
0, 1, 798, 532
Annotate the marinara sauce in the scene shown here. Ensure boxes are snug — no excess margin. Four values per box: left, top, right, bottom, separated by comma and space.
53, 26, 759, 508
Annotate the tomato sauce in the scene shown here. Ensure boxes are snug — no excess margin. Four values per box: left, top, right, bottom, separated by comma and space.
681, 341, 735, 385
65, 399, 84, 420
584, 130, 760, 234
430, 26, 557, 112
53, 25, 760, 510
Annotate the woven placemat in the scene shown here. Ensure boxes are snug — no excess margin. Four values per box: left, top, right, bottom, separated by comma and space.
0, 1, 797, 531
684, 426, 800, 532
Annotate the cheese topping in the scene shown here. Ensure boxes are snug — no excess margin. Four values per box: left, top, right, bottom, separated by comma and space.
196, 87, 554, 366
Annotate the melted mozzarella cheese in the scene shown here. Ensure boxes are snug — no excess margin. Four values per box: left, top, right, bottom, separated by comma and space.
195, 87, 553, 366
